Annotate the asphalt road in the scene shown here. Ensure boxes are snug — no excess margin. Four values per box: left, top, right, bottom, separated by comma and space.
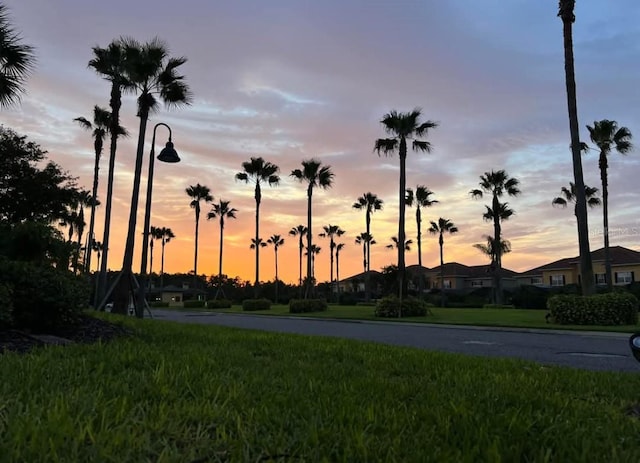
150, 309, 640, 373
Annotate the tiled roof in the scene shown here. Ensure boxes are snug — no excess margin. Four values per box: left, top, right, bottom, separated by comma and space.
520, 246, 640, 275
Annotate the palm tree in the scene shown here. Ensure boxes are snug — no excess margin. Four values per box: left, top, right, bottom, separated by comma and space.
374, 109, 438, 301
387, 236, 413, 251
74, 189, 93, 273
552, 182, 601, 216
92, 240, 104, 274
148, 225, 162, 277
428, 218, 459, 307
289, 224, 308, 293
186, 184, 213, 288
159, 227, 175, 289
319, 224, 345, 300
352, 192, 383, 302
267, 234, 285, 303
91, 240, 104, 307
474, 235, 512, 265
470, 170, 520, 304
406, 185, 438, 295
335, 242, 345, 303
291, 159, 335, 298
558, 0, 595, 296
89, 39, 131, 307
304, 244, 322, 281
117, 38, 191, 317
236, 157, 280, 297
0, 4, 35, 107
74, 105, 127, 274
355, 232, 376, 275
586, 119, 633, 290
207, 199, 238, 280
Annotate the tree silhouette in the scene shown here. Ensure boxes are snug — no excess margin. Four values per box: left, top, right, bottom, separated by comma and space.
207, 199, 238, 285
186, 184, 213, 288
159, 227, 175, 289
319, 224, 345, 301
289, 224, 308, 294
267, 234, 285, 303
428, 217, 459, 307
406, 185, 438, 295
0, 4, 35, 107
352, 192, 383, 301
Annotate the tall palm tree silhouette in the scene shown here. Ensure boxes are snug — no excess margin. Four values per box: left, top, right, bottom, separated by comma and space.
207, 199, 237, 299
406, 185, 438, 295
587, 119, 633, 290
289, 224, 308, 294
470, 170, 520, 304
428, 217, 459, 307
186, 184, 213, 288
552, 182, 600, 216
74, 106, 127, 274
319, 224, 345, 301
355, 232, 376, 276
374, 109, 438, 302
291, 159, 334, 298
335, 243, 345, 303
159, 227, 175, 289
352, 192, 383, 301
236, 157, 280, 297
558, 0, 594, 296
267, 234, 285, 303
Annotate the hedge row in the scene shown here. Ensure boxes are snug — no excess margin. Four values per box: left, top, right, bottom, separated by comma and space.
183, 300, 206, 309
547, 292, 639, 325
207, 299, 232, 309
242, 298, 271, 311
374, 296, 431, 318
289, 299, 327, 313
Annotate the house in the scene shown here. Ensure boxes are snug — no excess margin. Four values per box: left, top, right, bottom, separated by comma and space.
337, 270, 382, 294
422, 263, 519, 291
147, 283, 207, 307
516, 246, 640, 287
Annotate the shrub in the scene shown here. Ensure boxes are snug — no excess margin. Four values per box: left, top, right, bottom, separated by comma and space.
289, 299, 328, 313
547, 292, 639, 325
207, 299, 232, 309
0, 259, 90, 331
183, 300, 206, 309
355, 301, 376, 307
0, 282, 13, 328
242, 298, 271, 311
338, 293, 358, 305
511, 285, 550, 310
149, 301, 170, 308
374, 296, 431, 318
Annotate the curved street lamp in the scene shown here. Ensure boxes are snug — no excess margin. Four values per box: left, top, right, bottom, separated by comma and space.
137, 122, 180, 317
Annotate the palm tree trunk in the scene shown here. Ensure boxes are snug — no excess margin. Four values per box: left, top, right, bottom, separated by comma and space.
416, 207, 424, 297
160, 241, 166, 289
86, 149, 100, 273
601, 156, 613, 291
116, 110, 149, 316
561, 6, 595, 296
440, 234, 445, 308
98, 83, 122, 307
329, 239, 334, 300
397, 139, 407, 313
149, 240, 154, 276
306, 185, 313, 298
274, 248, 279, 303
219, 220, 224, 277
493, 196, 503, 305
365, 211, 371, 302
336, 251, 341, 304
194, 213, 199, 288
254, 184, 261, 298
298, 237, 303, 298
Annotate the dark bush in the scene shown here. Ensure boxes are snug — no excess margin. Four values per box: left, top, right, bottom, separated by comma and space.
242, 298, 271, 311
374, 296, 431, 318
511, 285, 550, 310
338, 293, 358, 306
0, 282, 13, 328
547, 292, 639, 325
183, 300, 206, 309
149, 301, 170, 308
0, 259, 90, 331
207, 299, 232, 309
289, 298, 328, 313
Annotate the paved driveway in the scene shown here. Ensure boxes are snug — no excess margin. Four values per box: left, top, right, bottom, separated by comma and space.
151, 310, 640, 372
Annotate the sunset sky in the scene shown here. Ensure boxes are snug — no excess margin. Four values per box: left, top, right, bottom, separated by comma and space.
3, 0, 639, 285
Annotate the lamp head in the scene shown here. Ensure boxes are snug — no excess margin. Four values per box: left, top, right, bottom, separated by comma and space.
157, 140, 180, 163
629, 333, 640, 363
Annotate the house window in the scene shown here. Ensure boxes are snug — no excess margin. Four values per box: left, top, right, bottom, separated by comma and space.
595, 274, 606, 285
443, 280, 451, 289
471, 280, 483, 287
531, 277, 543, 285
550, 275, 565, 286
615, 272, 634, 284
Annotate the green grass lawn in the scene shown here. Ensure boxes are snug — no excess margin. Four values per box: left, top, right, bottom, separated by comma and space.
204, 304, 640, 333
2, 316, 640, 461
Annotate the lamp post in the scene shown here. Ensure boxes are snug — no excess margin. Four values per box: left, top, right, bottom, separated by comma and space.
136, 122, 180, 317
